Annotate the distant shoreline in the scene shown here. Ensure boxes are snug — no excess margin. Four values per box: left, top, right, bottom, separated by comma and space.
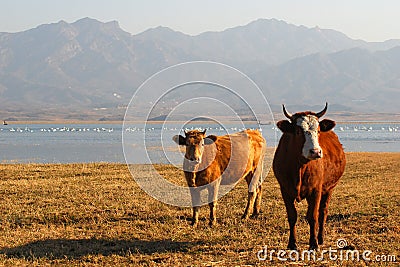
1, 152, 399, 165
1, 151, 400, 166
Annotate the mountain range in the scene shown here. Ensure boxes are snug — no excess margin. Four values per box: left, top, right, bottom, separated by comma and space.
0, 17, 399, 121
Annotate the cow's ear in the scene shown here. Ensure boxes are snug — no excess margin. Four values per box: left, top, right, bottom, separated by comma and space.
172, 135, 186, 145
277, 120, 294, 133
319, 119, 336, 132
204, 135, 217, 145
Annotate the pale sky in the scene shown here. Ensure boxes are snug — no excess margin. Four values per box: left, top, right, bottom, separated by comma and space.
1, 0, 399, 42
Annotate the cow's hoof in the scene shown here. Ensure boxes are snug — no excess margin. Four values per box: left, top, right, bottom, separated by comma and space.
250, 213, 259, 219
287, 243, 298, 251
241, 214, 250, 220
209, 220, 217, 227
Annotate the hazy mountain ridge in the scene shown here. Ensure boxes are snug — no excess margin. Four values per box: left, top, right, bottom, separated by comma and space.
0, 17, 399, 120
255, 46, 400, 113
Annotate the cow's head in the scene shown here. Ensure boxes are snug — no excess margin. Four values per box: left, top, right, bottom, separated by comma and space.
173, 129, 217, 164
277, 103, 336, 160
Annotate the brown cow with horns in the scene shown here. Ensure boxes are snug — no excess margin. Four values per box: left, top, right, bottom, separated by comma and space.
273, 103, 345, 250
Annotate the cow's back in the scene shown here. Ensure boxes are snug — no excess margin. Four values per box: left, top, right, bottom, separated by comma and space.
196, 129, 265, 186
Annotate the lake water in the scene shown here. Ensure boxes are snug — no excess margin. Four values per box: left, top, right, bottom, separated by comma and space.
0, 122, 399, 163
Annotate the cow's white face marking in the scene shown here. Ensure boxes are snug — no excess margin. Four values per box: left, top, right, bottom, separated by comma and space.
296, 115, 322, 160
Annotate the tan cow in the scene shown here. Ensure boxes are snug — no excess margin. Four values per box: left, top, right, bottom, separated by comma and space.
173, 129, 266, 226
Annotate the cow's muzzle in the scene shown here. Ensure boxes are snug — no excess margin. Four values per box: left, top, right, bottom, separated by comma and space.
308, 148, 322, 159
186, 156, 201, 164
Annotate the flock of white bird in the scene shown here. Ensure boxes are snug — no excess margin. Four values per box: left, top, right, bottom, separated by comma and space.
337, 125, 398, 132
0, 125, 398, 134
0, 127, 114, 133
124, 126, 253, 132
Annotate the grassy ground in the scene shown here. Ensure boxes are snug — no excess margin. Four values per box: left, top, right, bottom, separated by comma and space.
0, 152, 399, 266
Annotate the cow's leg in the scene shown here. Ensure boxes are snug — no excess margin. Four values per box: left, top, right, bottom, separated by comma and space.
242, 172, 257, 220
189, 187, 201, 226
318, 191, 332, 245
282, 191, 298, 250
208, 202, 217, 227
252, 184, 262, 218
242, 191, 257, 220
191, 206, 200, 227
251, 164, 264, 218
207, 182, 219, 227
306, 190, 322, 250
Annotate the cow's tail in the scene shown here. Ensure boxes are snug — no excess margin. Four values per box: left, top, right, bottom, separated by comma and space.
248, 146, 266, 193
295, 170, 302, 202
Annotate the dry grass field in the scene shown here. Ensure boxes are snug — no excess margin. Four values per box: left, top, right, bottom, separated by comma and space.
0, 152, 399, 266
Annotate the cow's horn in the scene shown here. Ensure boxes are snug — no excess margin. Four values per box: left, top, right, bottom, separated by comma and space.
282, 104, 292, 120
316, 102, 328, 118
